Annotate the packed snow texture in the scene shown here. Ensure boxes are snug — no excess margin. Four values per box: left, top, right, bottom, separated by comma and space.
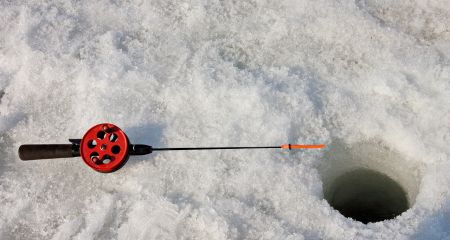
1, 0, 450, 239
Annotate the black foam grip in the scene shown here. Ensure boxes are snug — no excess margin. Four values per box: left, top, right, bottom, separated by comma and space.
19, 144, 75, 160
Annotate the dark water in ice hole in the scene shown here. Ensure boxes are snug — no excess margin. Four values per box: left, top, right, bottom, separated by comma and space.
324, 169, 409, 224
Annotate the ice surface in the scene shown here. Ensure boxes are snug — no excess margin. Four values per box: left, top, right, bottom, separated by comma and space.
0, 0, 449, 239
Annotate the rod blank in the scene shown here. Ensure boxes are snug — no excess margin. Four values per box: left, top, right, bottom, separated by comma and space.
152, 146, 280, 151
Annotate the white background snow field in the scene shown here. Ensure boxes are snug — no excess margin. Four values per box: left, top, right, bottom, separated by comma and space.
0, 0, 449, 239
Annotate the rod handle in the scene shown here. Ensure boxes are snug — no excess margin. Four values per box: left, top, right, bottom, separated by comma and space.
19, 144, 77, 160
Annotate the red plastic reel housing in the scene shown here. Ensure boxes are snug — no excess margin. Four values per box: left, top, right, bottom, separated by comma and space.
80, 123, 129, 173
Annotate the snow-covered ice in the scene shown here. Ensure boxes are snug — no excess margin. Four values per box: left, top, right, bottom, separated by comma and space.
1, 0, 450, 239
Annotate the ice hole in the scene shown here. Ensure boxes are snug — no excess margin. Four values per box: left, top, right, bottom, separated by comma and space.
319, 140, 421, 224
325, 168, 408, 223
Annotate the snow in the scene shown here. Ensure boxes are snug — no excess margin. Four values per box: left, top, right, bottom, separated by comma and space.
1, 0, 450, 239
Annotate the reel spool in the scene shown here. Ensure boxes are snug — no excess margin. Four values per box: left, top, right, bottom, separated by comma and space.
80, 123, 130, 173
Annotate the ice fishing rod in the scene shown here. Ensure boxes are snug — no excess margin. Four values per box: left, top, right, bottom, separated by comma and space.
18, 123, 325, 173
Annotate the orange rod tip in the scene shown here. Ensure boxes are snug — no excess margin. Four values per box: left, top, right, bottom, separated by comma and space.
281, 144, 326, 149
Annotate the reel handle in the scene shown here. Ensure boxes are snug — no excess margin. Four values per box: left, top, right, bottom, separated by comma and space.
18, 144, 79, 160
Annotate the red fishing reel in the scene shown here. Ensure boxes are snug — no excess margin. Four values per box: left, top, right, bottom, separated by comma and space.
19, 123, 152, 173
80, 123, 130, 173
